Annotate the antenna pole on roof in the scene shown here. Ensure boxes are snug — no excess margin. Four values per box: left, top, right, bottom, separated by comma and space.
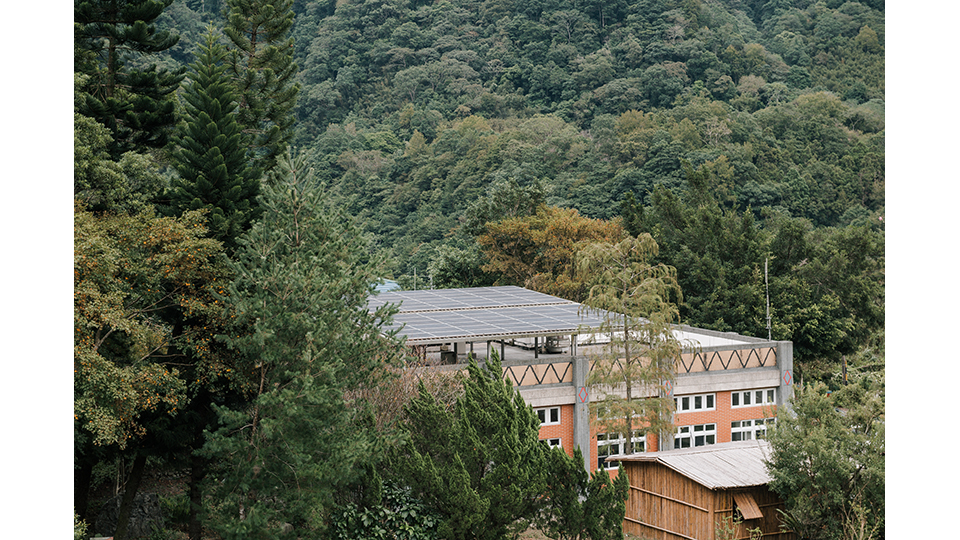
765, 257, 771, 341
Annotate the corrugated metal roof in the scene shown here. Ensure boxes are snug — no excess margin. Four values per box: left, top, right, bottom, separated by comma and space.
613, 441, 773, 489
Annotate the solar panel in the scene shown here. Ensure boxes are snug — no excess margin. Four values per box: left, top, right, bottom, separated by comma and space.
370, 287, 611, 344
368, 286, 570, 313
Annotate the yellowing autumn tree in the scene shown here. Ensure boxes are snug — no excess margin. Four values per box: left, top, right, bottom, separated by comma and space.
477, 205, 624, 301
74, 201, 231, 534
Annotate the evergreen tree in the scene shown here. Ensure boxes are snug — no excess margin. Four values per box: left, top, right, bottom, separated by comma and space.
578, 234, 683, 453
223, 0, 300, 177
75, 0, 185, 157
536, 447, 630, 540
202, 151, 404, 538
170, 29, 259, 250
396, 353, 548, 540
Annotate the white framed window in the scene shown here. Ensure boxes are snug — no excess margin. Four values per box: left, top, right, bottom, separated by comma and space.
674, 393, 716, 413
675, 423, 716, 449
536, 406, 561, 426
731, 388, 777, 408
541, 437, 562, 448
597, 432, 645, 470
731, 418, 775, 441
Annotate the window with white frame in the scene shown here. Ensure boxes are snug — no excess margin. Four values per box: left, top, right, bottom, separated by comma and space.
536, 406, 561, 426
541, 437, 562, 448
596, 432, 645, 470
731, 388, 777, 408
674, 423, 716, 449
674, 393, 716, 413
731, 418, 775, 441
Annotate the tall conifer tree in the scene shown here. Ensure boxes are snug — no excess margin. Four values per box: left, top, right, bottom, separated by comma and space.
170, 29, 259, 250
202, 152, 404, 538
223, 0, 300, 178
397, 353, 548, 540
578, 234, 683, 454
75, 0, 185, 157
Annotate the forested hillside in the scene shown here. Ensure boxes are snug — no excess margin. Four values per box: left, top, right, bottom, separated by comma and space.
124, 0, 886, 366
73, 0, 884, 537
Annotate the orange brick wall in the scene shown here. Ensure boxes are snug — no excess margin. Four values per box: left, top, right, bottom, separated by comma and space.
533, 390, 779, 479
674, 390, 778, 444
537, 404, 576, 459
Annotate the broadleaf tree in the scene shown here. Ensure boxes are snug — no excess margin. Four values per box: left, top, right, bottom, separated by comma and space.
477, 205, 624, 302
201, 151, 405, 538
764, 377, 885, 540
578, 233, 683, 454
73, 201, 229, 533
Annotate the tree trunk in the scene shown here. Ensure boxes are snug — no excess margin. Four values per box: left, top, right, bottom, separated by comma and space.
75, 458, 95, 522
188, 453, 206, 540
114, 452, 147, 540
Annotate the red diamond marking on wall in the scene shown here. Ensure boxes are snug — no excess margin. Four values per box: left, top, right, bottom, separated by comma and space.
783, 370, 792, 386
578, 386, 588, 403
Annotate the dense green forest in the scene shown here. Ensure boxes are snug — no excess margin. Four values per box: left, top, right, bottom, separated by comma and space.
72, 0, 884, 537
144, 0, 884, 367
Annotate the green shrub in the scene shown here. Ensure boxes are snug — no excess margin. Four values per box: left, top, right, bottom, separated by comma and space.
75, 511, 88, 540
160, 493, 191, 525
328, 484, 440, 540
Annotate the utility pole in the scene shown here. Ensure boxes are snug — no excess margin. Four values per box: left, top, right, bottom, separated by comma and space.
765, 257, 772, 341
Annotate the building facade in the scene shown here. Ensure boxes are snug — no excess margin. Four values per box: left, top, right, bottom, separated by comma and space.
369, 286, 793, 474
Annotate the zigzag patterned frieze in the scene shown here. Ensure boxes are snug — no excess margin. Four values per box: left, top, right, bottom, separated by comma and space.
676, 347, 778, 373
503, 362, 573, 386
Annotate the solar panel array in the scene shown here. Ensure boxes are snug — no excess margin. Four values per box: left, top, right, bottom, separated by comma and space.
370, 286, 610, 344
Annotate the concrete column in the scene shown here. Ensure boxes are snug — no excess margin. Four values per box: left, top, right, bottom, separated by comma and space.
572, 354, 592, 473
778, 341, 795, 411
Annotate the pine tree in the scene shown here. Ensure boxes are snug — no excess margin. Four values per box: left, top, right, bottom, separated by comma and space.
223, 0, 300, 178
75, 0, 185, 157
202, 152, 404, 538
170, 29, 259, 250
396, 353, 548, 540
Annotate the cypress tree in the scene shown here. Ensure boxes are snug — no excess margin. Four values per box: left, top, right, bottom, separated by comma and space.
75, 0, 185, 157
397, 353, 549, 540
170, 29, 259, 250
223, 0, 300, 178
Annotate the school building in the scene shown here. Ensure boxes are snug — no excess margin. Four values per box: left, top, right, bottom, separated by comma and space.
368, 285, 793, 473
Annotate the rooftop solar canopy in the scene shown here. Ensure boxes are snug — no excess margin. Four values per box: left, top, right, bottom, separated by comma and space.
369, 286, 611, 344
367, 285, 570, 313
370, 286, 764, 348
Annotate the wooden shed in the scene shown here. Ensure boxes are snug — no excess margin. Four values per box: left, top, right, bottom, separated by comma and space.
612, 441, 794, 540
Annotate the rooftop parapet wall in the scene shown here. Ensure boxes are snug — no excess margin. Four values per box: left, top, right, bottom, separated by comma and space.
497, 344, 782, 388
677, 345, 778, 374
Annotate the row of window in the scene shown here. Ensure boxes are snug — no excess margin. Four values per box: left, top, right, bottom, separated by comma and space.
597, 432, 645, 469
674, 388, 778, 412
538, 395, 776, 466
732, 389, 777, 408
675, 418, 775, 449
544, 417, 776, 469
535, 389, 777, 431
